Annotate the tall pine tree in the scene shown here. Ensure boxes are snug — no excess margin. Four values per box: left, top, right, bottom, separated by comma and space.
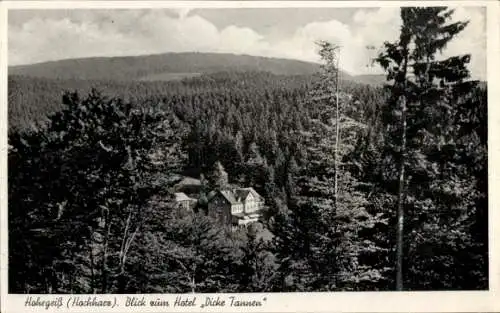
375, 7, 484, 290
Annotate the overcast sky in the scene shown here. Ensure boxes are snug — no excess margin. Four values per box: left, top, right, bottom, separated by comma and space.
8, 7, 486, 79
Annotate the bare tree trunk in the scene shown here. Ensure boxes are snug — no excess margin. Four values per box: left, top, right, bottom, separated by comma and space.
117, 208, 141, 293
118, 211, 132, 272
330, 45, 341, 290
334, 49, 341, 209
396, 51, 409, 291
396, 96, 406, 291
191, 274, 196, 293
101, 218, 112, 293
89, 239, 96, 294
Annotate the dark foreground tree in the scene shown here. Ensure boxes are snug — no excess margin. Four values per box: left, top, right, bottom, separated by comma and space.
376, 7, 487, 290
9, 90, 186, 293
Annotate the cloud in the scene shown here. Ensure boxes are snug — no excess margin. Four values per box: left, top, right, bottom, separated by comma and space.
265, 8, 400, 75
175, 8, 192, 20
8, 8, 486, 79
442, 7, 486, 79
218, 25, 269, 54
8, 10, 222, 63
347, 6, 485, 79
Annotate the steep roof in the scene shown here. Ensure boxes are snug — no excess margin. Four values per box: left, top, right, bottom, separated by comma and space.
219, 190, 240, 205
175, 192, 194, 202
176, 176, 201, 186
207, 190, 217, 201
233, 189, 249, 202
174, 176, 203, 195
209, 187, 263, 205
234, 187, 262, 201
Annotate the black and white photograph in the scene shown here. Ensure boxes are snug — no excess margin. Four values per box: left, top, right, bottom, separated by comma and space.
2, 1, 495, 305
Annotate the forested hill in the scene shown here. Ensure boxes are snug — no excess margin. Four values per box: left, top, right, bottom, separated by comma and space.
9, 52, 385, 84
9, 52, 321, 81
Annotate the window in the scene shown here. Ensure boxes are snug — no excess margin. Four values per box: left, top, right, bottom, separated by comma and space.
232, 205, 243, 214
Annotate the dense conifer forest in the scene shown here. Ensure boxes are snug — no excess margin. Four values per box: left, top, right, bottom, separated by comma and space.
8, 7, 488, 293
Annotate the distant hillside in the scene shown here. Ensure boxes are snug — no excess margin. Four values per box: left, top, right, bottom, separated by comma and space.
353, 74, 387, 86
9, 52, 321, 81
9, 52, 386, 86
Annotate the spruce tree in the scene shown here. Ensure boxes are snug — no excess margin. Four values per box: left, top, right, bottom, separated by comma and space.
270, 40, 387, 291
375, 7, 478, 290
210, 161, 229, 189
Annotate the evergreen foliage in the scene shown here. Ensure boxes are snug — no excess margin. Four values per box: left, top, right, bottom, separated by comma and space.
8, 7, 487, 293
375, 7, 487, 290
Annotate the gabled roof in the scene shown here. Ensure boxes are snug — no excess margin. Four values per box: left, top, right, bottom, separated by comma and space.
207, 190, 217, 201
219, 190, 240, 205
233, 189, 249, 202
246, 187, 262, 200
208, 187, 263, 205
234, 187, 263, 202
175, 192, 195, 202
176, 176, 201, 186
174, 176, 203, 194
207, 190, 238, 205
